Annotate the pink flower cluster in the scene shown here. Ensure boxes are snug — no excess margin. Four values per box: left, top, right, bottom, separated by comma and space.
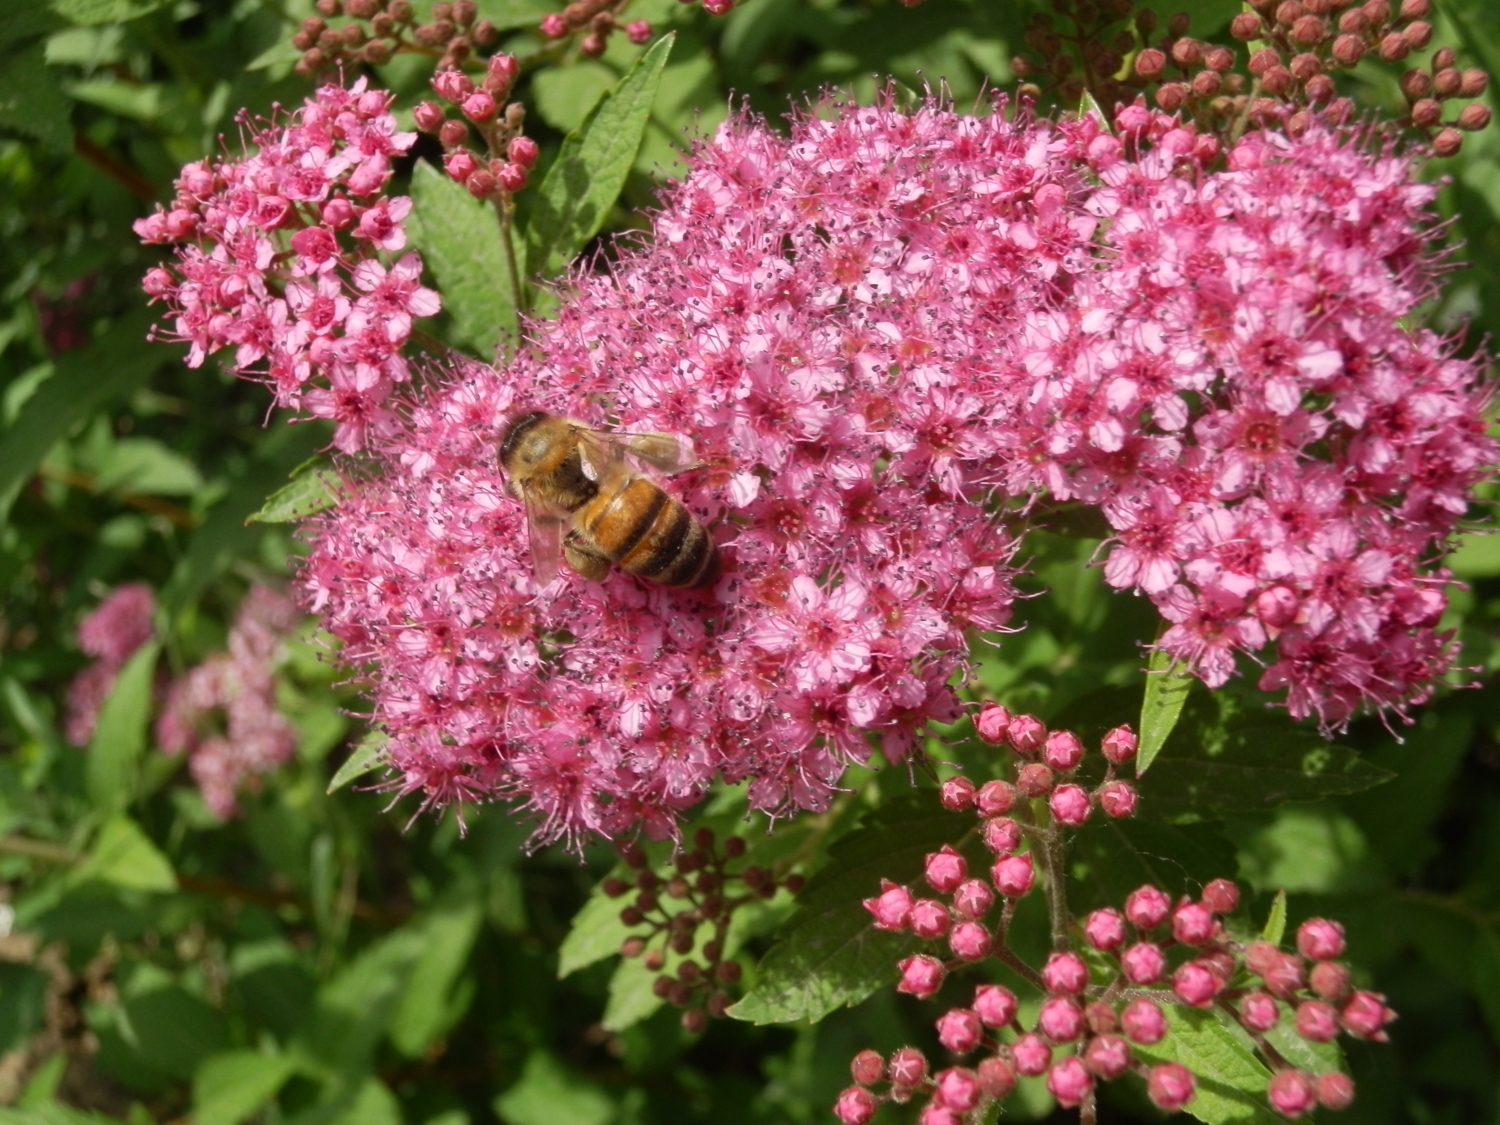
136, 79, 440, 453
845, 870, 1381, 1123
156, 586, 302, 818
295, 91, 1491, 842
66, 583, 157, 746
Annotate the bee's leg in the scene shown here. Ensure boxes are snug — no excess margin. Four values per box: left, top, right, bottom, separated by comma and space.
563, 534, 612, 581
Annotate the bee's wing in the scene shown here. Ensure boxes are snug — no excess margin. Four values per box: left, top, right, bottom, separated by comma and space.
574, 427, 627, 483
520, 486, 566, 588
622, 431, 697, 475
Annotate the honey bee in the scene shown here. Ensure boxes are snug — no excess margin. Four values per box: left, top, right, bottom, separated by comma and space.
498, 411, 718, 589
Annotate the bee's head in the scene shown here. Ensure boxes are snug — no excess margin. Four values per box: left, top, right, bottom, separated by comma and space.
498, 410, 551, 472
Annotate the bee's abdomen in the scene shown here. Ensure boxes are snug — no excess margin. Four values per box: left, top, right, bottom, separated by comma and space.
582, 479, 716, 588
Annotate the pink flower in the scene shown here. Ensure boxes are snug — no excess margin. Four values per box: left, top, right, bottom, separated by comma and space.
863, 880, 914, 931
66, 584, 157, 746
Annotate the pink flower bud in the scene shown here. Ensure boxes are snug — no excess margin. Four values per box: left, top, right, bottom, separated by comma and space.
1007, 714, 1046, 753
1084, 908, 1126, 951
976, 1055, 1016, 1097
540, 12, 568, 37
1309, 960, 1351, 1002
952, 879, 993, 919
1201, 878, 1239, 914
1097, 780, 1137, 818
1010, 1032, 1051, 1076
1046, 1055, 1093, 1108
1317, 1072, 1355, 1109
432, 69, 474, 102
1296, 918, 1346, 961
1148, 1063, 1197, 1111
919, 1105, 957, 1125
981, 816, 1022, 854
896, 954, 946, 998
1340, 991, 1395, 1040
1124, 885, 1171, 930
1042, 951, 1089, 995
438, 119, 469, 148
1048, 783, 1092, 826
974, 703, 1010, 744
975, 780, 1016, 818
1261, 952, 1307, 999
485, 53, 520, 91
889, 1046, 928, 1086
1121, 941, 1166, 985
143, 267, 175, 296
935, 1007, 983, 1053
910, 898, 951, 939
863, 880, 913, 931
1115, 103, 1152, 134
1172, 960, 1224, 1008
835, 1086, 877, 1125
1239, 991, 1280, 1032
321, 197, 354, 229
413, 100, 446, 132
496, 162, 529, 193
1100, 725, 1137, 763
1037, 996, 1085, 1041
1254, 584, 1300, 627
1171, 902, 1217, 946
939, 776, 976, 811
1122, 999, 1167, 1045
1084, 1001, 1117, 1035
925, 845, 967, 893
948, 920, 991, 961
991, 853, 1034, 897
1294, 1000, 1340, 1043
1084, 1034, 1132, 1079
1042, 730, 1085, 771
850, 1049, 884, 1085
443, 149, 478, 183
974, 983, 1017, 1027
626, 18, 652, 42
1268, 1070, 1318, 1118
1017, 763, 1054, 797
933, 1067, 980, 1111
507, 135, 540, 167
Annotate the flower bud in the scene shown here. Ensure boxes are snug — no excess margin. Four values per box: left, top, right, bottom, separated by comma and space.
934, 1066, 981, 1111
1135, 47, 1167, 79
1309, 959, 1350, 1002
1240, 991, 1280, 1031
991, 853, 1034, 897
1295, 1000, 1340, 1042
976, 1056, 1016, 1097
1010, 1032, 1051, 1076
1017, 763, 1055, 797
1268, 1069, 1318, 1118
1099, 725, 1137, 764
1317, 1072, 1355, 1109
1411, 98, 1442, 127
1098, 781, 1137, 818
1459, 103, 1492, 131
835, 1087, 878, 1125
925, 845, 967, 893
1296, 918, 1346, 960
1231, 11, 1264, 38
863, 880, 913, 931
974, 983, 1017, 1027
1341, 991, 1395, 1039
413, 100, 446, 132
889, 1046, 928, 1086
981, 816, 1022, 854
1460, 67, 1489, 97
948, 920, 992, 960
1432, 127, 1464, 157
939, 776, 976, 810
1201, 878, 1239, 914
1172, 901, 1218, 945
1042, 730, 1085, 771
1121, 941, 1167, 984
1046, 1055, 1093, 1107
1122, 998, 1167, 1044
1042, 951, 1089, 995
1007, 713, 1045, 753
1085, 1034, 1132, 1080
911, 899, 952, 939
952, 878, 994, 919
935, 1007, 983, 1053
1084, 907, 1126, 951
507, 135, 540, 167
1148, 1063, 1197, 1111
974, 702, 1011, 744
1048, 783, 1091, 825
1124, 884, 1171, 930
976, 781, 1017, 818
896, 954, 946, 998
1038, 996, 1085, 1041
1173, 960, 1223, 1007
540, 12, 568, 37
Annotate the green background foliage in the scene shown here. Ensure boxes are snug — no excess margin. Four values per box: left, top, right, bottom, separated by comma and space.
0, 0, 1497, 1123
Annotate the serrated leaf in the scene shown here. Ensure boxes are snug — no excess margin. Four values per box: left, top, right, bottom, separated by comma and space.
531, 62, 614, 133
1140, 693, 1393, 820
193, 1051, 297, 1125
1260, 890, 1287, 946
557, 874, 634, 978
326, 731, 386, 794
1067, 818, 1239, 915
0, 310, 158, 518
1132, 1007, 1280, 1125
72, 815, 177, 893
50, 0, 172, 23
85, 641, 160, 812
249, 457, 342, 523
729, 797, 965, 1024
1139, 647, 1194, 773
0, 43, 70, 152
525, 35, 674, 281
408, 160, 518, 355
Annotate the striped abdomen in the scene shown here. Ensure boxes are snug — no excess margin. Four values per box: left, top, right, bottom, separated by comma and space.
572, 475, 717, 588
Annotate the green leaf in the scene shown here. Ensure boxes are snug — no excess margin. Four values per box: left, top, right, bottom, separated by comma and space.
50, 0, 173, 23
192, 1051, 297, 1125
248, 456, 342, 524
0, 310, 158, 519
293, 928, 427, 1078
0, 964, 50, 1055
1139, 691, 1393, 820
1260, 890, 1287, 946
729, 797, 964, 1024
1067, 818, 1239, 915
85, 641, 160, 813
1138, 646, 1194, 773
557, 873, 633, 978
0, 1106, 125, 1125
0, 7, 65, 46
525, 35, 674, 281
326, 731, 386, 794
408, 159, 518, 354
117, 986, 228, 1080
93, 437, 203, 496
474, 0, 558, 33
493, 1052, 614, 1125
72, 815, 177, 893
1132, 1007, 1280, 1125
0, 43, 70, 152
531, 61, 615, 133
1472, 928, 1500, 1046
390, 895, 484, 1057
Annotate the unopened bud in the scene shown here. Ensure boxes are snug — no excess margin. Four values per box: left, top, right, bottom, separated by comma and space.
1458, 102, 1492, 130
1231, 11, 1264, 38
1459, 67, 1489, 97
1402, 19, 1432, 48
1432, 127, 1464, 156
1378, 31, 1410, 61
1411, 97, 1442, 126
